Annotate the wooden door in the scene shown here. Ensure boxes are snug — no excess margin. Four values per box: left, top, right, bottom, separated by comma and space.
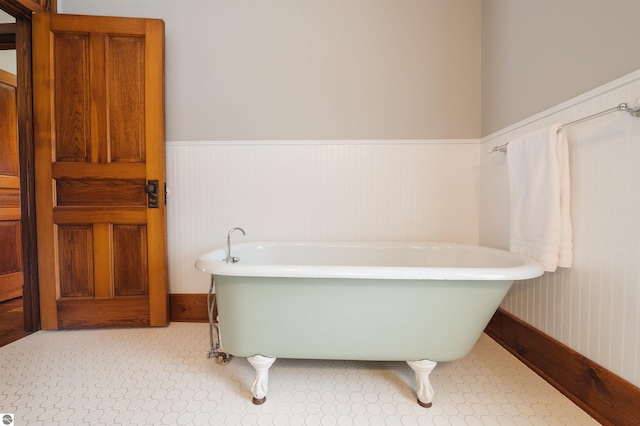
33, 13, 168, 329
0, 69, 23, 303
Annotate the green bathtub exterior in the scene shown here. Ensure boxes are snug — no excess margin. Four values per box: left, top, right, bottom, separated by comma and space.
215, 275, 513, 362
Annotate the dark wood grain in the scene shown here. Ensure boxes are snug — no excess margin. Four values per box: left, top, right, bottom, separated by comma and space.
57, 297, 150, 328
169, 294, 211, 323
486, 308, 640, 426
0, 298, 31, 347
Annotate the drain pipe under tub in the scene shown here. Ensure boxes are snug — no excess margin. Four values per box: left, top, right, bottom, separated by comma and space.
207, 275, 231, 364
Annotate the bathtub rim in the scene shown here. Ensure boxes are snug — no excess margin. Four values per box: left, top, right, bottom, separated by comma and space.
194, 241, 544, 281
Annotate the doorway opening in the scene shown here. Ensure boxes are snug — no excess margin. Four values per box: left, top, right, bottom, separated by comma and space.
0, 1, 43, 344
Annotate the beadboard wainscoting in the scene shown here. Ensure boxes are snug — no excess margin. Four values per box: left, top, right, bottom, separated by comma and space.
480, 69, 640, 390
167, 140, 481, 295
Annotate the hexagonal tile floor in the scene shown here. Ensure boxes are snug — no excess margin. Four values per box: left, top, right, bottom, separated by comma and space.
0, 322, 598, 425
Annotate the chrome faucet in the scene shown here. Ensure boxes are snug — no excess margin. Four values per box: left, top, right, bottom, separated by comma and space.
225, 227, 246, 263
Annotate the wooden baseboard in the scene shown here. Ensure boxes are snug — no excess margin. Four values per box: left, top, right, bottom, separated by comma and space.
0, 272, 23, 303
169, 293, 210, 323
486, 308, 640, 426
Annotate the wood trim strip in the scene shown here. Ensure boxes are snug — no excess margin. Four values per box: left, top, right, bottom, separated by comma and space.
0, 176, 20, 188
0, 68, 17, 86
53, 207, 147, 224
485, 308, 640, 426
0, 0, 46, 18
52, 162, 147, 179
15, 16, 40, 332
0, 207, 20, 220
169, 293, 210, 323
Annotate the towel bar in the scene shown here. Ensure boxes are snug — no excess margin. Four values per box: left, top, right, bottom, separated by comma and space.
489, 100, 640, 153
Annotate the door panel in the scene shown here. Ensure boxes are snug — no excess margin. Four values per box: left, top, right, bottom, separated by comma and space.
57, 224, 93, 297
107, 35, 146, 162
0, 69, 23, 303
55, 178, 147, 207
112, 225, 148, 296
33, 13, 168, 329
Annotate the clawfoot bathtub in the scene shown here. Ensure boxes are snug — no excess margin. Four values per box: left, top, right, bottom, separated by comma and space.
195, 241, 543, 407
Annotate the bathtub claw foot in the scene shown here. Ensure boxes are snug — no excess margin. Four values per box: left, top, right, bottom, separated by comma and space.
417, 399, 432, 408
252, 396, 266, 405
247, 355, 276, 404
407, 360, 437, 408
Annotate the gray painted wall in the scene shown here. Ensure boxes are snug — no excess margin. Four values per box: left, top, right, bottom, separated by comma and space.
8, 1, 640, 138
60, 0, 481, 141
482, 0, 640, 136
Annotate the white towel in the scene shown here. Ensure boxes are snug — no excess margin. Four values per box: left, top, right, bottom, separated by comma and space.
507, 123, 573, 272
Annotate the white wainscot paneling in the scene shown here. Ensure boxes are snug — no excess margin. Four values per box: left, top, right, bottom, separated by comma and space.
167, 140, 480, 295
480, 70, 640, 388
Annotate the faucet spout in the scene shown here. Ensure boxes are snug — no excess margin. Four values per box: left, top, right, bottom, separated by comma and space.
226, 227, 246, 263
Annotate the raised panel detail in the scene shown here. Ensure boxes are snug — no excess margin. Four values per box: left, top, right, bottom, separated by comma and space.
56, 179, 146, 207
58, 225, 94, 298
113, 225, 148, 296
0, 81, 18, 176
107, 35, 145, 163
53, 33, 91, 162
0, 221, 22, 275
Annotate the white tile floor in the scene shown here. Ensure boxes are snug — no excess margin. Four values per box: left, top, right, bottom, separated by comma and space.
0, 322, 599, 425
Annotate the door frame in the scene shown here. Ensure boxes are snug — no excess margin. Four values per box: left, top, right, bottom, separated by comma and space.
0, 0, 53, 332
